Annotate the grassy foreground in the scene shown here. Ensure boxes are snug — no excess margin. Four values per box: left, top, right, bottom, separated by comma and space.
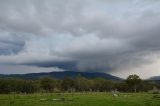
0, 93, 160, 106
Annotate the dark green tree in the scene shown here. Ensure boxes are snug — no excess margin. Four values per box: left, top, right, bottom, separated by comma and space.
40, 77, 56, 92
126, 74, 142, 92
61, 77, 75, 92
75, 75, 89, 91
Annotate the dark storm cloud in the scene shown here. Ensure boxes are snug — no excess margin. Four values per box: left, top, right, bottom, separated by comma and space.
0, 0, 160, 77
22, 61, 77, 70
0, 31, 29, 55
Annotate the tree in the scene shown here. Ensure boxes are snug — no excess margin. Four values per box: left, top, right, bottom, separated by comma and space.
137, 81, 153, 92
40, 77, 56, 92
61, 77, 75, 92
75, 75, 89, 91
126, 74, 142, 92
0, 79, 11, 93
115, 82, 129, 92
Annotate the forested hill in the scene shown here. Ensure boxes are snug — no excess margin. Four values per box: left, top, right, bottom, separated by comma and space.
0, 71, 122, 80
150, 76, 160, 81
148, 76, 160, 85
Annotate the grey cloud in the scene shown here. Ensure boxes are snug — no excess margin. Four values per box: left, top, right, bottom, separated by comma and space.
0, 64, 64, 74
0, 0, 160, 78
0, 0, 86, 36
0, 31, 29, 55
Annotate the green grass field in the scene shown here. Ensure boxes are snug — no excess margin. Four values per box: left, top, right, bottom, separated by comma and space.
0, 93, 160, 106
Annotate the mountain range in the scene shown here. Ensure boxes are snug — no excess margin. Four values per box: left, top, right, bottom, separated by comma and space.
0, 71, 122, 80
149, 76, 160, 80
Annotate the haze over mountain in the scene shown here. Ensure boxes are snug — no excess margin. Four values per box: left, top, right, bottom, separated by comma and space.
0, 0, 160, 79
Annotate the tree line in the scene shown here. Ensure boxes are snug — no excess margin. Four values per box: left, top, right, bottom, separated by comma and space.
0, 74, 159, 94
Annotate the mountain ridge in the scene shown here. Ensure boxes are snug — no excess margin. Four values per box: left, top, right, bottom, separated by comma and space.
149, 76, 160, 80
0, 71, 122, 80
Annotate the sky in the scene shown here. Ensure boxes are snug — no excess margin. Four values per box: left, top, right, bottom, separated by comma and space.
0, 0, 160, 79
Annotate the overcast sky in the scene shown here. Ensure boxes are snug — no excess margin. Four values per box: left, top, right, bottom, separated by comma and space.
0, 0, 160, 79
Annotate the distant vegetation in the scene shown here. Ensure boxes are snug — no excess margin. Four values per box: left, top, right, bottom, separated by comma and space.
0, 74, 159, 94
